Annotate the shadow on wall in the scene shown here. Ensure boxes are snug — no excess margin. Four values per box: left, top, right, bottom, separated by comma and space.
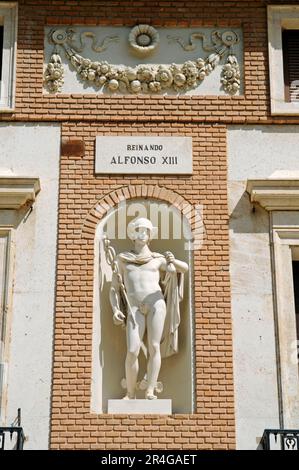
229, 187, 269, 235
0, 206, 35, 230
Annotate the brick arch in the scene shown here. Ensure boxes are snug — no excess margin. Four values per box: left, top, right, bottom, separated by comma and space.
81, 184, 197, 240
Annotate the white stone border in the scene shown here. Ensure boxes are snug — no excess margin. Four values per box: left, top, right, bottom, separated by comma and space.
0, 175, 40, 424
0, 3, 17, 111
271, 214, 299, 428
268, 5, 299, 115
247, 178, 299, 427
0, 229, 14, 425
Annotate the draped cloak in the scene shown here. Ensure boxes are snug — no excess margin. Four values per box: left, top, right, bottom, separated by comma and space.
118, 251, 184, 358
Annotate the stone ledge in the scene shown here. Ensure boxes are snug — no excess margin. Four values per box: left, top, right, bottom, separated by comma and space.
246, 179, 299, 211
0, 177, 41, 209
108, 399, 172, 415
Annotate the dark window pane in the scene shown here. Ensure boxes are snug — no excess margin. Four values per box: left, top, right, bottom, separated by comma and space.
282, 30, 299, 102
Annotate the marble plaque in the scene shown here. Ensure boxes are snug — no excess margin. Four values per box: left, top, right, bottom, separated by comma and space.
95, 136, 192, 174
108, 399, 172, 414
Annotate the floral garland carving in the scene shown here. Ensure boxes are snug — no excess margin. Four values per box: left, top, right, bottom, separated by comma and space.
220, 55, 240, 95
44, 51, 64, 93
45, 26, 241, 95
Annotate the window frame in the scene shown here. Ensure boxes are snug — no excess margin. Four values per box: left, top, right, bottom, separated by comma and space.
0, 228, 13, 425
271, 215, 299, 428
0, 176, 40, 424
0, 2, 17, 111
292, 259, 299, 353
268, 5, 299, 115
246, 179, 299, 427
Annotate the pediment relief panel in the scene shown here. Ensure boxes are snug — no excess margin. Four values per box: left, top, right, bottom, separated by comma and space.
44, 25, 243, 96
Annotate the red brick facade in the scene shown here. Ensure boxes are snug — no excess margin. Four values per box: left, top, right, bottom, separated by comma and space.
52, 122, 233, 449
1, 0, 298, 450
0, 0, 296, 125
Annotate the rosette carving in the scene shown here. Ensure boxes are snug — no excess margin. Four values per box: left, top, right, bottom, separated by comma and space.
128, 25, 160, 57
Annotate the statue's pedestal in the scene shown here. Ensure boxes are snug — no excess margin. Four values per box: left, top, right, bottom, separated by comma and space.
108, 399, 172, 414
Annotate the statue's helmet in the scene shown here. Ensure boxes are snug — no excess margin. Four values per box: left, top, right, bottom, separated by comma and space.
127, 217, 158, 240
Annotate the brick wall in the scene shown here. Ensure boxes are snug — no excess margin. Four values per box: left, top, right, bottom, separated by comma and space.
0, 0, 297, 124
51, 122, 234, 449
1, 0, 296, 449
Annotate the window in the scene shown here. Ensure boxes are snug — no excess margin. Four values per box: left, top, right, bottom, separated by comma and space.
0, 3, 17, 111
0, 176, 40, 423
247, 179, 299, 427
292, 260, 299, 347
270, 223, 299, 429
268, 5, 299, 114
0, 231, 11, 420
282, 30, 299, 103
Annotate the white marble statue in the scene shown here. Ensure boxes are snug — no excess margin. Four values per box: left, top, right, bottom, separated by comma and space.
108, 217, 188, 400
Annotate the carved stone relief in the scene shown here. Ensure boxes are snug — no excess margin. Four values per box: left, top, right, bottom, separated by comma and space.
44, 25, 242, 95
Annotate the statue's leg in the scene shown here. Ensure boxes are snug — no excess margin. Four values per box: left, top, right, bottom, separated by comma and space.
125, 308, 145, 399
146, 299, 166, 399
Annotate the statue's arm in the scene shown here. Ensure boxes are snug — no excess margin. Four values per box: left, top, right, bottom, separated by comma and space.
172, 258, 188, 273
109, 260, 126, 326
165, 252, 188, 273
110, 273, 121, 311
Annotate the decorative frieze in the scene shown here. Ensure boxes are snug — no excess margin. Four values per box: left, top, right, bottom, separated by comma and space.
44, 25, 242, 96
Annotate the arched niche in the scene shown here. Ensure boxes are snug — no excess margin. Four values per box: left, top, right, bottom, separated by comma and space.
91, 198, 194, 413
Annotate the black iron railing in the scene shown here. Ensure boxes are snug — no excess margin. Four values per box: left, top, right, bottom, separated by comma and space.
0, 427, 25, 450
261, 429, 299, 450
0, 409, 25, 450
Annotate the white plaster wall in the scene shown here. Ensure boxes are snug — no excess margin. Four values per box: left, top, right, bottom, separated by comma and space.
0, 123, 60, 449
228, 125, 299, 449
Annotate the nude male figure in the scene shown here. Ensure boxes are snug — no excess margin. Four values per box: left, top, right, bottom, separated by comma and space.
109, 217, 188, 400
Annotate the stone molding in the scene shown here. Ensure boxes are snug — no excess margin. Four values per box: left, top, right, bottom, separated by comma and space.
268, 5, 299, 115
0, 176, 41, 209
246, 179, 299, 211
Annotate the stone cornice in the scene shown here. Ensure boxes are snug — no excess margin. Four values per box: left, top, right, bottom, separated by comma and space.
246, 179, 299, 211
0, 177, 41, 209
